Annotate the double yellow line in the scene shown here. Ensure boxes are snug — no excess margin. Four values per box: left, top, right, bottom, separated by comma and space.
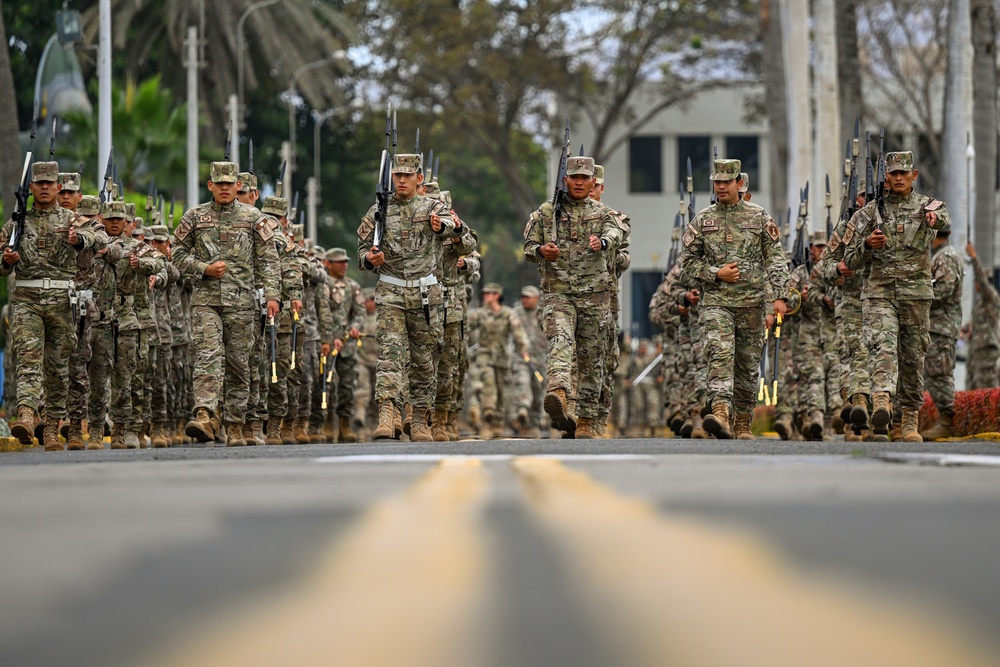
150, 457, 999, 667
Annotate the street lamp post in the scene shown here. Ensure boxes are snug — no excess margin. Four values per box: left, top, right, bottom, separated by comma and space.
284, 50, 347, 179
307, 99, 363, 240
235, 0, 283, 155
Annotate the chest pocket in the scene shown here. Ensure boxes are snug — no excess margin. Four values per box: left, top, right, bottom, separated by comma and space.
901, 209, 930, 253
38, 223, 72, 266
383, 210, 406, 256
194, 219, 222, 261
221, 223, 254, 258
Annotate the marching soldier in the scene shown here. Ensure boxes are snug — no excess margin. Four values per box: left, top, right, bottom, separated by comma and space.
679, 159, 790, 440
357, 154, 457, 442
842, 151, 950, 442
919, 231, 963, 440
965, 243, 1000, 390
172, 162, 282, 446
354, 287, 378, 438
1, 162, 100, 449
322, 248, 364, 442
510, 285, 546, 438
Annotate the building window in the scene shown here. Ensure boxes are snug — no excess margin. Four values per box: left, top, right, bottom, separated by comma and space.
630, 270, 666, 341
725, 135, 759, 188
629, 136, 662, 193
677, 135, 711, 192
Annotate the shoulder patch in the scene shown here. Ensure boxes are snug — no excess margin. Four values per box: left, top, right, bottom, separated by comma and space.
256, 220, 274, 242
174, 219, 192, 242
358, 216, 375, 242
765, 217, 780, 241
682, 230, 695, 247
827, 232, 841, 252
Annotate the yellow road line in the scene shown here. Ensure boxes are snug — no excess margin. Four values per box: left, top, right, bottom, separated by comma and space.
148, 458, 491, 667
512, 457, 1000, 667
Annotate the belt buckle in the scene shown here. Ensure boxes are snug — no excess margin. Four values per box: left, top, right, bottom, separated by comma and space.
41, 279, 51, 289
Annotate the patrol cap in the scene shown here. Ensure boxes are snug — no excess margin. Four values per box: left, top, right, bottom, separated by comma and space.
810, 230, 827, 246
103, 200, 127, 219
78, 196, 102, 217
210, 161, 239, 183
237, 172, 258, 192
31, 162, 60, 182
125, 203, 136, 222
594, 164, 605, 184
132, 225, 146, 239
261, 196, 289, 217
710, 159, 741, 181
291, 224, 304, 242
565, 156, 595, 177
149, 224, 170, 242
885, 151, 914, 173
391, 154, 422, 174
440, 190, 453, 210
58, 172, 81, 191
520, 285, 540, 298
424, 181, 441, 196
738, 172, 750, 193
304, 239, 315, 252
325, 247, 349, 262
483, 282, 503, 296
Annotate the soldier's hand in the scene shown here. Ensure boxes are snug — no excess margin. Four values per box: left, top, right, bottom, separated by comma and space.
97, 247, 108, 256
686, 288, 700, 306
291, 299, 303, 313
836, 275, 845, 286
717, 262, 740, 283
321, 343, 331, 357
801, 285, 809, 299
837, 260, 854, 277
823, 295, 835, 310
148, 275, 158, 290
2, 248, 20, 266
773, 299, 789, 317
588, 234, 603, 252
266, 300, 280, 319
130, 253, 139, 269
865, 229, 886, 249
539, 243, 560, 261
334, 338, 344, 351
926, 210, 938, 227
678, 305, 689, 316
765, 313, 774, 330
367, 247, 385, 267
205, 261, 227, 278
430, 213, 443, 233
349, 327, 361, 339
967, 242, 977, 259
457, 257, 466, 270
67, 227, 79, 246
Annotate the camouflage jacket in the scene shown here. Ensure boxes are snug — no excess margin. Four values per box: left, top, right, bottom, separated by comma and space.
300, 257, 327, 342
0, 204, 99, 305
172, 200, 281, 309
133, 243, 167, 331
523, 195, 624, 294
168, 277, 192, 345
93, 237, 125, 325
439, 220, 478, 324
358, 309, 378, 367
114, 236, 167, 332
819, 216, 863, 299
969, 254, 1000, 351
153, 261, 181, 345
512, 303, 546, 367
679, 200, 790, 308
648, 265, 682, 338
72, 217, 113, 292
468, 304, 530, 369
843, 191, 950, 300
329, 274, 364, 357
928, 242, 963, 339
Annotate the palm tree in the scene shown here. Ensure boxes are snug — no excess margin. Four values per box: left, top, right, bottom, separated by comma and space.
78, 0, 357, 144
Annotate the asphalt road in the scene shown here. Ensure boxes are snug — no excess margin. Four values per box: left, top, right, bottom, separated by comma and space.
3, 436, 1000, 667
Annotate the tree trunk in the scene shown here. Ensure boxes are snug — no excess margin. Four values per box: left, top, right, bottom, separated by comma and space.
971, 0, 997, 270
836, 0, 862, 146
812, 0, 840, 234
940, 0, 973, 254
761, 0, 789, 223
781, 0, 812, 229
0, 1, 24, 204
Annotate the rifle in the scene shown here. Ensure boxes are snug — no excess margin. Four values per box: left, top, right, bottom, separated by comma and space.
864, 131, 876, 205
632, 353, 664, 385
427, 148, 435, 183
520, 353, 544, 384
415, 127, 420, 153
874, 129, 888, 236
758, 322, 771, 405
291, 309, 299, 370
670, 182, 684, 268
269, 314, 278, 384
224, 121, 232, 161
320, 354, 328, 410
771, 314, 783, 406
101, 148, 114, 204
8, 101, 39, 253
146, 178, 156, 216
248, 139, 255, 175
841, 119, 861, 223
372, 106, 393, 251
48, 116, 58, 159
710, 144, 718, 204
824, 174, 832, 240
168, 198, 175, 229
685, 157, 696, 222
550, 119, 571, 244
275, 160, 287, 199
434, 155, 440, 183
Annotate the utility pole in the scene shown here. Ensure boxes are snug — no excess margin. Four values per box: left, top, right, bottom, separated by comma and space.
97, 0, 111, 191
185, 25, 200, 209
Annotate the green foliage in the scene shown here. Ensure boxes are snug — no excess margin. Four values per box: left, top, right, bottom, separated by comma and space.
2, 0, 67, 129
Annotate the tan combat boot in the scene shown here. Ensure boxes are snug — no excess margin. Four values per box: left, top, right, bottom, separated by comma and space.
110, 423, 127, 450
226, 422, 247, 446
338, 415, 358, 443
310, 427, 325, 444
703, 402, 732, 439
594, 417, 608, 439
124, 430, 140, 449
431, 409, 450, 442
66, 420, 86, 451
11, 406, 38, 445
920, 411, 954, 441
393, 403, 404, 438
85, 424, 104, 450
280, 416, 297, 445
293, 418, 311, 444
248, 420, 265, 446
831, 407, 845, 434
575, 417, 595, 439
402, 404, 413, 438
447, 411, 460, 441
265, 418, 282, 445
869, 392, 891, 432
150, 423, 169, 448
773, 412, 793, 441
185, 408, 216, 443
901, 411, 922, 442
805, 409, 824, 441
410, 409, 433, 442
43, 417, 64, 452
691, 407, 708, 439
468, 405, 482, 431
733, 413, 753, 440
544, 388, 577, 434
374, 402, 396, 440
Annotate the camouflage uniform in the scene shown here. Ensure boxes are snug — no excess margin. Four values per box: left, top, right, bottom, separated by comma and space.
627, 340, 662, 435
354, 290, 378, 434
522, 156, 623, 436
679, 159, 790, 437
510, 286, 547, 436
924, 241, 963, 416
356, 154, 456, 439
842, 151, 950, 438
146, 225, 179, 446
967, 253, 1000, 389
172, 162, 282, 440
325, 248, 365, 439
0, 162, 100, 446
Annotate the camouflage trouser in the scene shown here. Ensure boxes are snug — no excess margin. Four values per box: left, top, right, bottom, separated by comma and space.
541, 291, 610, 419
191, 305, 255, 424
773, 325, 798, 418
863, 297, 930, 412
434, 320, 464, 411
924, 332, 957, 415
837, 297, 869, 399
355, 363, 375, 427
333, 351, 357, 418
796, 333, 827, 413
149, 343, 173, 425
629, 381, 662, 427
596, 313, 621, 422
88, 323, 115, 430
478, 359, 509, 418
309, 346, 336, 430
700, 304, 765, 415
11, 299, 77, 418
67, 305, 95, 421
267, 331, 303, 419
246, 321, 267, 422
130, 330, 151, 431
968, 346, 999, 390
509, 359, 545, 428
375, 303, 442, 410
452, 329, 470, 411
3, 339, 16, 416
172, 342, 194, 422
110, 329, 138, 426
292, 338, 316, 422
611, 375, 627, 427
